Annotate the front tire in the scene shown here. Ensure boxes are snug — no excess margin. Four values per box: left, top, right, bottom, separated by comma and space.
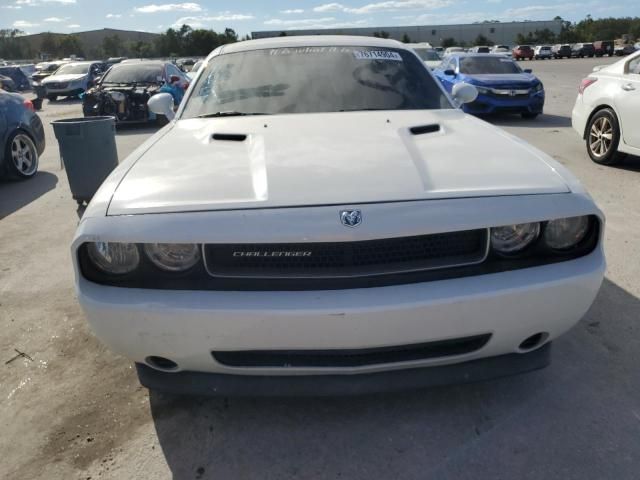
4, 131, 39, 180
47, 95, 57, 102
586, 108, 623, 165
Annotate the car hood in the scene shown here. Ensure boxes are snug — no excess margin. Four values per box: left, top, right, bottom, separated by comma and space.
107, 110, 570, 215
42, 73, 86, 84
462, 73, 537, 86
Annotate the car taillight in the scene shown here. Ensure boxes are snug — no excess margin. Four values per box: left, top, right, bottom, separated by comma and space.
23, 99, 35, 112
578, 78, 598, 94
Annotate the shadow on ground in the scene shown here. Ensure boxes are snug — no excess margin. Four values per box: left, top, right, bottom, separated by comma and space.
487, 113, 572, 129
0, 171, 58, 220
148, 278, 640, 480
611, 154, 640, 172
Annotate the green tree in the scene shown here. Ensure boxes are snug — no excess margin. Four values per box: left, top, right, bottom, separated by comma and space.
441, 37, 456, 48
402, 33, 411, 43
58, 34, 83, 57
40, 32, 59, 58
474, 34, 493, 46
102, 34, 123, 57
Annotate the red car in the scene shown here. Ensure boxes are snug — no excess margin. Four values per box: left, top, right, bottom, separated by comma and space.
513, 45, 534, 60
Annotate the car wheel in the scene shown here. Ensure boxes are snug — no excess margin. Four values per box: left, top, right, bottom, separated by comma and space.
521, 112, 539, 119
4, 131, 39, 180
586, 109, 623, 165
47, 95, 57, 102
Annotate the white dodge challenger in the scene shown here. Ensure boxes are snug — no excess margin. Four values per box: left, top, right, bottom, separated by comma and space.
72, 36, 605, 395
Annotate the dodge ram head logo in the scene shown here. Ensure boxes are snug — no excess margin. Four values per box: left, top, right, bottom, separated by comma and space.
340, 209, 362, 228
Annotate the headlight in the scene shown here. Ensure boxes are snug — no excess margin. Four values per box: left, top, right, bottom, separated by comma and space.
87, 242, 140, 274
543, 216, 590, 250
491, 223, 540, 254
475, 86, 490, 94
144, 243, 201, 272
534, 83, 544, 92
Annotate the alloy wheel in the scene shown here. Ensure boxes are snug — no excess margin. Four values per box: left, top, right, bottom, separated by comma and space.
10, 133, 38, 177
588, 116, 613, 158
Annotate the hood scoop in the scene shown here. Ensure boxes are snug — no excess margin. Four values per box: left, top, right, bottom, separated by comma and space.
212, 133, 247, 142
410, 124, 441, 136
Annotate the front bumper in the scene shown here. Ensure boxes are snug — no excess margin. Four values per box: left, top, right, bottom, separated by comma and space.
77, 247, 604, 379
136, 343, 552, 396
45, 86, 84, 97
463, 91, 545, 115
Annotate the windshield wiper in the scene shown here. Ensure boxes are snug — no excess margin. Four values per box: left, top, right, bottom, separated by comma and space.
196, 111, 269, 118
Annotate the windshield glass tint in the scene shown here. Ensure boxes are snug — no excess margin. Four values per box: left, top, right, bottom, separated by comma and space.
182, 46, 451, 117
102, 64, 163, 84
414, 49, 440, 61
55, 64, 90, 75
459, 56, 521, 74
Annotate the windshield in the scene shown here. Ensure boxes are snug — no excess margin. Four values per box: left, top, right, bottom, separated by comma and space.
182, 46, 451, 118
414, 49, 441, 61
459, 56, 521, 74
55, 63, 90, 75
101, 64, 164, 84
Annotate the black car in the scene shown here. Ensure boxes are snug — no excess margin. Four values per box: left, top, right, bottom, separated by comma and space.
0, 66, 31, 91
0, 91, 45, 180
571, 43, 595, 58
552, 44, 572, 59
593, 40, 614, 57
0, 74, 17, 92
83, 61, 189, 124
31, 61, 68, 85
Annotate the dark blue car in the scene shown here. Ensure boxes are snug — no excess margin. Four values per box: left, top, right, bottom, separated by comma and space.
0, 90, 45, 180
433, 53, 545, 119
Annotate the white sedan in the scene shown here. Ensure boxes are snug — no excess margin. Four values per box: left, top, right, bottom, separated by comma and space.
572, 51, 640, 164
72, 36, 605, 396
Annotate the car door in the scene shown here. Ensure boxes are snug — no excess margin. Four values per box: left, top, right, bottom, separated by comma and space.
615, 56, 640, 149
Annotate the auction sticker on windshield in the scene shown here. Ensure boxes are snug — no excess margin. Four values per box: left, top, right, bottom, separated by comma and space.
353, 50, 403, 61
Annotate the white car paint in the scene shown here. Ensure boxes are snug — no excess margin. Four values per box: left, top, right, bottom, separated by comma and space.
73, 36, 605, 392
41, 61, 101, 96
571, 51, 640, 157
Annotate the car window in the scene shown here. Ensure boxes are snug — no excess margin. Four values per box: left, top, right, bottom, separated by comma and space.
182, 46, 452, 118
629, 57, 640, 75
414, 48, 440, 61
101, 64, 164, 84
459, 56, 521, 74
55, 63, 90, 75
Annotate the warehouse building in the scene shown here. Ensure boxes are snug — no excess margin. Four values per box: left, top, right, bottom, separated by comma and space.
252, 20, 562, 47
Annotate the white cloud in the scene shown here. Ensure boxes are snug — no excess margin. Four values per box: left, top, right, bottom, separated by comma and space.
15, 0, 76, 5
2, 5, 22, 9
13, 20, 39, 27
171, 12, 254, 27
67, 24, 80, 28
281, 9, 305, 14
43, 16, 68, 22
264, 17, 370, 29
106, 13, 122, 18
135, 2, 202, 13
313, 0, 452, 14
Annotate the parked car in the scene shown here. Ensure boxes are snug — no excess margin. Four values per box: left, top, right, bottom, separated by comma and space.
433, 53, 544, 118
408, 44, 442, 69
512, 45, 534, 60
82, 61, 189, 124
186, 59, 204, 80
534, 45, 553, 60
0, 66, 32, 91
614, 35, 636, 56
571, 43, 595, 58
469, 45, 491, 53
434, 46, 444, 54
572, 51, 640, 165
491, 45, 511, 53
593, 40, 614, 57
552, 44, 572, 59
444, 46, 464, 55
31, 61, 68, 86
0, 74, 16, 92
71, 36, 604, 396
17, 64, 37, 88
0, 90, 45, 180
105, 57, 127, 68
41, 61, 105, 101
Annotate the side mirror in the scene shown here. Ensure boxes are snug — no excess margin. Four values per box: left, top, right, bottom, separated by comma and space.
443, 69, 456, 76
148, 93, 175, 121
524, 68, 533, 73
451, 82, 478, 104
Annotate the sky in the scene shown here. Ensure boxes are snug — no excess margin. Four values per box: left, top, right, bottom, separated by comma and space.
0, 0, 637, 36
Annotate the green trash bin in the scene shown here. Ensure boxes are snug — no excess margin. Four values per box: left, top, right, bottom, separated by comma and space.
52, 116, 118, 205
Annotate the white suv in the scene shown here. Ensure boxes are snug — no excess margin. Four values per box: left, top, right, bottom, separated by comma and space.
534, 45, 553, 60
